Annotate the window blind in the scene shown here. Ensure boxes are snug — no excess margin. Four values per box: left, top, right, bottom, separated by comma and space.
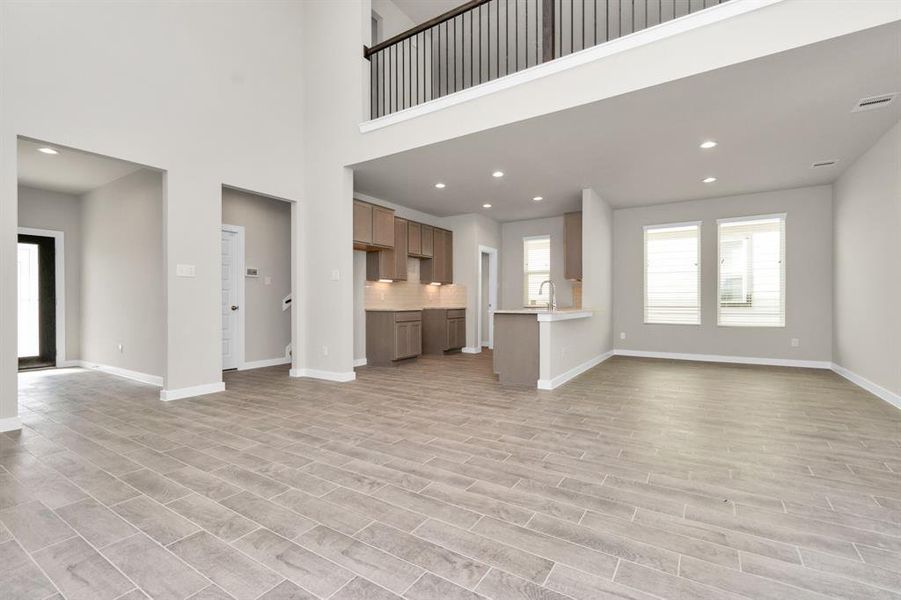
718, 215, 785, 327
644, 223, 701, 324
523, 236, 551, 306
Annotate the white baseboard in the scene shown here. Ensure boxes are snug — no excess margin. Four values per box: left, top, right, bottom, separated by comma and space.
290, 368, 356, 383
79, 361, 164, 386
160, 382, 226, 402
831, 363, 901, 411
0, 416, 22, 432
462, 347, 482, 354
613, 349, 831, 370
353, 358, 368, 367
57, 359, 82, 368
538, 350, 614, 390
239, 357, 291, 371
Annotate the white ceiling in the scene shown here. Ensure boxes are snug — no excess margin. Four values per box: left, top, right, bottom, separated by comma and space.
18, 139, 145, 195
391, 0, 463, 26
353, 22, 901, 222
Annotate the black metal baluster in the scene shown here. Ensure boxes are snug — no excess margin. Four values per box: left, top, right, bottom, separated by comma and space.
496, 0, 500, 79
516, 0, 519, 72
470, 11, 473, 87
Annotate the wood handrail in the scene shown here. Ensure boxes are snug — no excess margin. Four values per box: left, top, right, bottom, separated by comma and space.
364, 0, 491, 59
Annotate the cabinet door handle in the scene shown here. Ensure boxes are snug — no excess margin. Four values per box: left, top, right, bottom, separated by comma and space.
231, 305, 239, 311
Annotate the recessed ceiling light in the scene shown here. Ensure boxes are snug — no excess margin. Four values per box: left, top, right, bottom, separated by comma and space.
702, 176, 717, 184
38, 147, 59, 155
700, 140, 717, 149
482, 203, 492, 208
491, 171, 504, 178
532, 196, 543, 201
434, 182, 446, 189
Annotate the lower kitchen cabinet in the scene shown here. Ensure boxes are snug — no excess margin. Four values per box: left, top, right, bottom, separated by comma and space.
366, 310, 422, 366
422, 308, 466, 354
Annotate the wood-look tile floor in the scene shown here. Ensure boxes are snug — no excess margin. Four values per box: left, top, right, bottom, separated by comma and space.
4, 352, 901, 600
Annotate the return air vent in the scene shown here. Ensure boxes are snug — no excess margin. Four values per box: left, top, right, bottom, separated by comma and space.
852, 93, 896, 112
811, 160, 839, 168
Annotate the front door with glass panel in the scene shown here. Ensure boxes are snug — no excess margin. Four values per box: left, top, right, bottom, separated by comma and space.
17, 234, 56, 370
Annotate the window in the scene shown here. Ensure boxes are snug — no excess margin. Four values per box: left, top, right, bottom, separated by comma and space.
718, 214, 785, 327
644, 222, 701, 324
523, 235, 551, 306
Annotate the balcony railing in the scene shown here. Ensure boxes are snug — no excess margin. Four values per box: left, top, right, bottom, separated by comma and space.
364, 0, 728, 119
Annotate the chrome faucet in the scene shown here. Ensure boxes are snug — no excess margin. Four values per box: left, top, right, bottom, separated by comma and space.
539, 280, 557, 312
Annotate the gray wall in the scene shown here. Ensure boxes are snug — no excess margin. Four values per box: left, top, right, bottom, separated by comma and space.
222, 188, 292, 364
81, 169, 164, 377
833, 120, 901, 396
500, 216, 574, 310
613, 185, 833, 361
17, 185, 82, 362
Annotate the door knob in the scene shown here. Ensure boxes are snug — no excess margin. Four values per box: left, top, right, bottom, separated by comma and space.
231, 305, 239, 311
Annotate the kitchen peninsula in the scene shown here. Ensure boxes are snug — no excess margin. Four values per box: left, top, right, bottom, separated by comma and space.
493, 308, 594, 388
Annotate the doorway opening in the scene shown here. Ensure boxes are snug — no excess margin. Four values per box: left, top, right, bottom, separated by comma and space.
17, 232, 57, 370
478, 245, 499, 350
221, 186, 294, 372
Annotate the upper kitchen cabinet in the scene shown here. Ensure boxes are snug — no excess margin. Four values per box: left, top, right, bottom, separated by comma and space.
564, 211, 582, 281
421, 227, 453, 284
353, 199, 395, 250
367, 217, 408, 281
407, 221, 434, 259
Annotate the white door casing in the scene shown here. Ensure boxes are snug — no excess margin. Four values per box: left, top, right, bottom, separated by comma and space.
478, 245, 499, 350
221, 225, 245, 370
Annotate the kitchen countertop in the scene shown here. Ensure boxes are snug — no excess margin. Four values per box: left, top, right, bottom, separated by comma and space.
493, 308, 593, 322
364, 306, 465, 312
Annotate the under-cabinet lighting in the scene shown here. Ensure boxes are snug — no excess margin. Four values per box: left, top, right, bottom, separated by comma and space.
434, 182, 446, 189
492, 171, 504, 178
430, 282, 442, 286
38, 147, 59, 155
532, 196, 543, 201
378, 279, 393, 283
482, 203, 492, 208
700, 140, 718, 149
702, 176, 717, 183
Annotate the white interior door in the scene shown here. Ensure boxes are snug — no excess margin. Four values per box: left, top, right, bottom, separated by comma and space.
221, 228, 240, 370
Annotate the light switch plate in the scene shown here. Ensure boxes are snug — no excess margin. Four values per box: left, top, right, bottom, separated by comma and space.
330, 269, 340, 281
176, 264, 196, 277
264, 276, 272, 285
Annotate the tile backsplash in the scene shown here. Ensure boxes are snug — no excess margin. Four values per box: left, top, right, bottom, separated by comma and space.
365, 258, 466, 309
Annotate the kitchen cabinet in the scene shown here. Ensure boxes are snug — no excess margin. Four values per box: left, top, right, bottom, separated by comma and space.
367, 218, 408, 281
421, 227, 452, 284
420, 224, 434, 258
564, 211, 582, 281
366, 310, 422, 366
353, 199, 395, 250
422, 308, 465, 354
408, 221, 421, 256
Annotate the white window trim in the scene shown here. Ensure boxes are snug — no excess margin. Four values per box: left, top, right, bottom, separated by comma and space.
643, 221, 702, 326
523, 234, 551, 307
716, 213, 786, 328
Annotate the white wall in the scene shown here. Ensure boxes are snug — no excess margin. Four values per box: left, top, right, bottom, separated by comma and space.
500, 216, 573, 310
17, 186, 82, 362
81, 169, 164, 377
537, 189, 613, 386
613, 185, 833, 362
1, 0, 306, 419
222, 188, 292, 365
833, 121, 901, 399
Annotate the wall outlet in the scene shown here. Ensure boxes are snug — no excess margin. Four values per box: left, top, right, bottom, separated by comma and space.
791, 338, 800, 348
264, 276, 271, 285
176, 263, 196, 277
322, 345, 329, 356
620, 332, 626, 340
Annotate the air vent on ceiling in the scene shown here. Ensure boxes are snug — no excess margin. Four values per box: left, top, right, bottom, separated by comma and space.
852, 93, 897, 112
811, 160, 839, 168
